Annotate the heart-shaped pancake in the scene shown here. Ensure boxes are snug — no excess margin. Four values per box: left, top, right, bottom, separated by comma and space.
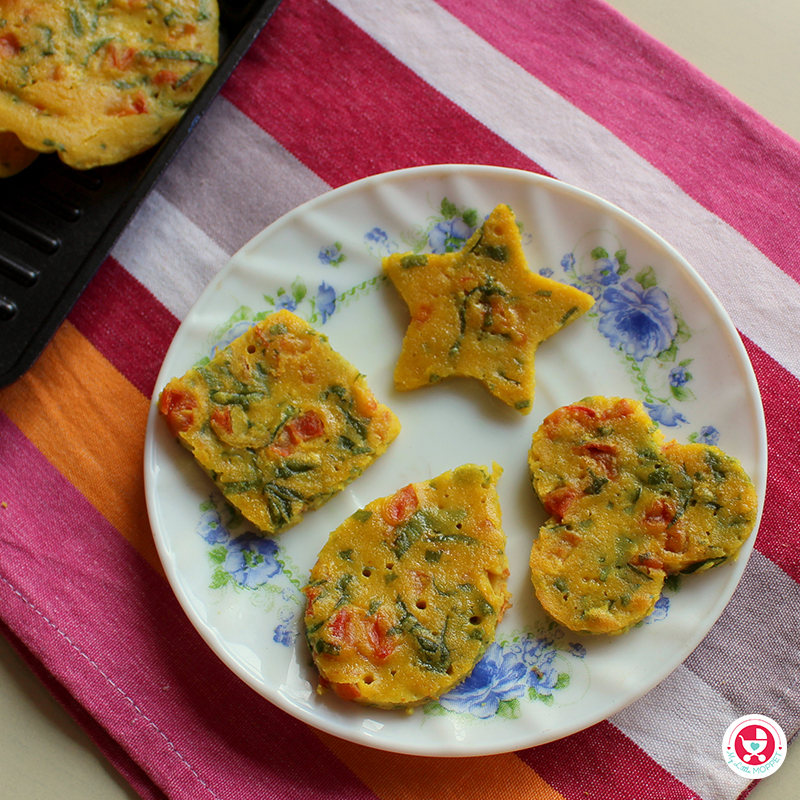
528, 397, 757, 634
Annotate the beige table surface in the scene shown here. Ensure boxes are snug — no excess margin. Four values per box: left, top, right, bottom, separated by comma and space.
1, 1, 797, 797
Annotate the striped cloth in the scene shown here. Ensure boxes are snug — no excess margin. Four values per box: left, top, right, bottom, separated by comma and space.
1, 1, 799, 798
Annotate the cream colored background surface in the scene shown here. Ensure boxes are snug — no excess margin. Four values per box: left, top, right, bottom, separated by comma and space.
1, 1, 796, 796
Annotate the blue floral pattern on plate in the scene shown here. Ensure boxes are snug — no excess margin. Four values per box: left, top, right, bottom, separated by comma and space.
363, 227, 399, 258
425, 623, 588, 720
399, 197, 479, 254
197, 495, 303, 646
597, 279, 677, 362
319, 241, 347, 267
560, 243, 717, 440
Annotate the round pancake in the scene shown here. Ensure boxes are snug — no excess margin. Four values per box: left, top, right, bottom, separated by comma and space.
0, 0, 218, 170
528, 396, 758, 634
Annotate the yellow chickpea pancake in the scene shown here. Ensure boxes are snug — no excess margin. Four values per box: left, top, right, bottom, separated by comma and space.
0, 0, 219, 171
528, 396, 758, 635
382, 204, 594, 414
303, 463, 511, 708
158, 310, 401, 536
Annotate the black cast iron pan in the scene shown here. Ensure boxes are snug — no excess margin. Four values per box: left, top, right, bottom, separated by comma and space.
0, 0, 283, 388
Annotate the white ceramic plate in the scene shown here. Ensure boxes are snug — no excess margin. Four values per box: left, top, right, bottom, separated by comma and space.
144, 165, 766, 756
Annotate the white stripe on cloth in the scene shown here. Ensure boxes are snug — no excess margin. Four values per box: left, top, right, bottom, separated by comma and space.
610, 664, 750, 800
111, 190, 229, 320
156, 98, 331, 256
112, 100, 331, 321
329, 0, 800, 380
685, 550, 800, 719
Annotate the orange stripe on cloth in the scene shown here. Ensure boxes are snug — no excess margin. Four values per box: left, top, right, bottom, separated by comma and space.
0, 321, 163, 576
317, 731, 567, 800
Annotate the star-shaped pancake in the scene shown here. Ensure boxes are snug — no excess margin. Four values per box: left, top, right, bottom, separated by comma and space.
382, 204, 595, 413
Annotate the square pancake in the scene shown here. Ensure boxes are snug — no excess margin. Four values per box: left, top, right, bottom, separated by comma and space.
158, 310, 401, 535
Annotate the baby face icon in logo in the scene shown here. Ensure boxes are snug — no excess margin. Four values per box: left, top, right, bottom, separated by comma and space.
723, 715, 787, 777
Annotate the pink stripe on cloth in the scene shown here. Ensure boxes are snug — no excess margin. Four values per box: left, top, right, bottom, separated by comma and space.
742, 335, 800, 581
68, 256, 180, 398
518, 720, 698, 799
222, 0, 549, 187
0, 414, 377, 800
436, 0, 800, 285
0, 619, 169, 800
